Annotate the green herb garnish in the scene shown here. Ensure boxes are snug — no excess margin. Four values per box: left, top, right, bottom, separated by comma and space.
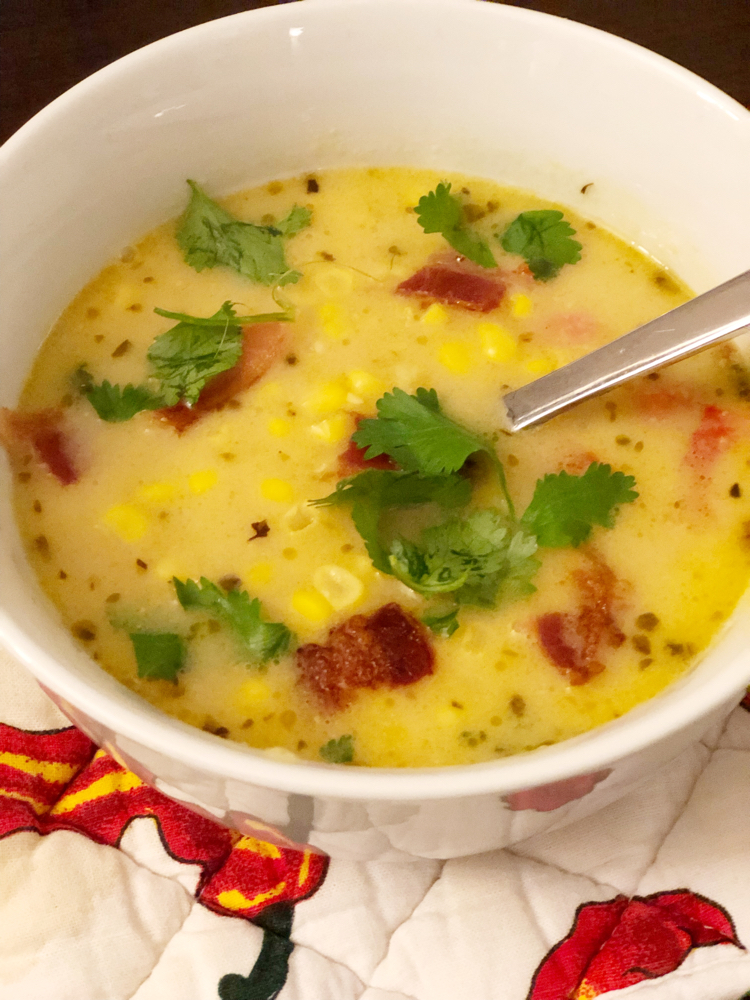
352, 387, 513, 515
130, 632, 185, 682
312, 469, 471, 573
85, 380, 165, 422
172, 577, 293, 663
145, 301, 244, 406
414, 182, 497, 269
319, 735, 354, 764
421, 606, 460, 638
389, 510, 539, 607
177, 180, 311, 286
520, 462, 638, 548
499, 210, 582, 281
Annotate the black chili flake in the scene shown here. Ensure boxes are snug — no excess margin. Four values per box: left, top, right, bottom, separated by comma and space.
730, 483, 742, 498
297, 740, 307, 751
510, 694, 526, 717
632, 635, 651, 655
249, 520, 270, 541
105, 593, 121, 603
33, 536, 50, 560
126, 303, 142, 313
32, 500, 42, 513
242, 718, 254, 729
58, 570, 68, 580
451, 700, 464, 710
486, 200, 499, 213
636, 612, 659, 631
203, 718, 229, 737
111, 339, 132, 358
143, 276, 155, 284
666, 642, 685, 656
580, 182, 594, 194
639, 658, 653, 670
285, 354, 298, 366
72, 621, 97, 642
318, 251, 335, 261
219, 574, 241, 592
94, 334, 104, 343
135, 559, 148, 571
306, 177, 319, 193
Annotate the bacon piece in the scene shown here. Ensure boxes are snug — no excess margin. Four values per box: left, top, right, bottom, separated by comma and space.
397, 254, 505, 313
338, 414, 398, 475
296, 603, 434, 709
156, 322, 287, 432
537, 555, 625, 685
0, 408, 79, 485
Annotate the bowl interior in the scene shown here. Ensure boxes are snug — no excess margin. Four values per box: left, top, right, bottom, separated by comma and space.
1, 0, 750, 800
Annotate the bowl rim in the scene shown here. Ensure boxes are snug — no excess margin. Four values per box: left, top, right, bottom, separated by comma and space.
2, 0, 750, 802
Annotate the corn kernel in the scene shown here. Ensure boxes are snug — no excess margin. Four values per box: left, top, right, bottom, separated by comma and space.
136, 481, 177, 503
308, 414, 349, 444
292, 588, 333, 622
189, 469, 218, 495
525, 353, 558, 376
510, 293, 533, 318
268, 418, 292, 438
307, 380, 349, 413
479, 322, 516, 362
261, 478, 295, 503
421, 303, 448, 325
436, 705, 463, 727
313, 565, 364, 610
103, 504, 148, 542
314, 266, 354, 297
246, 562, 273, 585
235, 678, 271, 710
318, 302, 346, 339
347, 370, 385, 397
438, 342, 472, 374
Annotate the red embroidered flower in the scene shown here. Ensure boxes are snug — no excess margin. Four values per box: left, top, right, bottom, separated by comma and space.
527, 890, 743, 999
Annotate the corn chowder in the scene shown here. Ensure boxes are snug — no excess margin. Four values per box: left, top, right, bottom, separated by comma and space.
6, 167, 750, 768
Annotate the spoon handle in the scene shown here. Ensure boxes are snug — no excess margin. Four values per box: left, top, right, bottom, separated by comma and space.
501, 268, 750, 433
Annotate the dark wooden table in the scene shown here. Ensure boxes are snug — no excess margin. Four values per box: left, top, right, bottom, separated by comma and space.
2, 0, 748, 144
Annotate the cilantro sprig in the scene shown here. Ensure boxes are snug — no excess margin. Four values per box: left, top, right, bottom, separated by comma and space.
130, 632, 186, 682
414, 182, 497, 269
312, 387, 638, 634
390, 510, 539, 607
312, 469, 471, 573
353, 388, 514, 516
521, 462, 638, 548
82, 374, 165, 422
172, 577, 293, 664
500, 210, 582, 281
177, 180, 311, 286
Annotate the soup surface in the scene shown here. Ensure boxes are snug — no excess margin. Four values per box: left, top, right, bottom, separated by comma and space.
7, 168, 750, 767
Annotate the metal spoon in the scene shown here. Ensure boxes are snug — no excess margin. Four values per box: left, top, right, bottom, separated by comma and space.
501, 268, 750, 433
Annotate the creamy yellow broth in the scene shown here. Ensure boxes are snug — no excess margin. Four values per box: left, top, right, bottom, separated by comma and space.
12, 168, 750, 767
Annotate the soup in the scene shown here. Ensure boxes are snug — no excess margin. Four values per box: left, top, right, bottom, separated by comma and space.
6, 168, 750, 767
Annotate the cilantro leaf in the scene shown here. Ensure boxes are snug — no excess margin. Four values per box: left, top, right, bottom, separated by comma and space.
319, 735, 354, 764
499, 210, 582, 281
354, 388, 487, 475
85, 380, 165, 422
172, 576, 293, 663
388, 509, 539, 607
521, 462, 638, 548
421, 606, 460, 638
353, 387, 514, 516
415, 182, 497, 269
147, 301, 244, 406
312, 469, 471, 572
176, 180, 310, 286
130, 632, 185, 682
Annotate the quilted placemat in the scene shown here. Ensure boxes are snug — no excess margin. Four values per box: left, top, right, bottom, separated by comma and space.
2, 644, 750, 1000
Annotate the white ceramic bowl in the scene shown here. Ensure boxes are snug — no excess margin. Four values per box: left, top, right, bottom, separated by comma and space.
2, 0, 750, 861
